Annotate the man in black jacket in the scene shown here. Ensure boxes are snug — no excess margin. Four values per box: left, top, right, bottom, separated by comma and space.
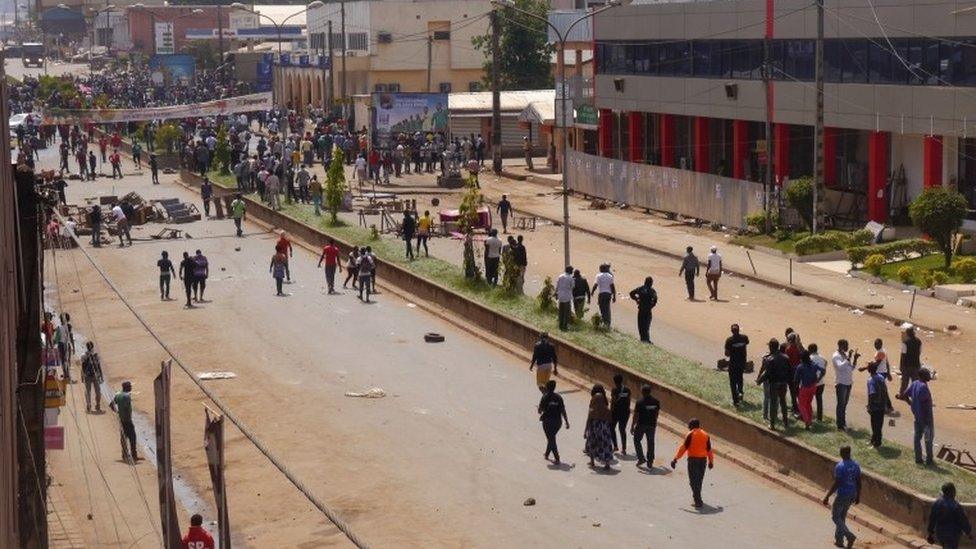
928, 482, 973, 548
628, 277, 658, 343
724, 324, 750, 406
631, 384, 660, 467
757, 338, 791, 430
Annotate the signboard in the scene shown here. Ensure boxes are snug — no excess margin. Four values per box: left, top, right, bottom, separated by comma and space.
575, 104, 598, 128
229, 11, 258, 30
149, 54, 196, 86
256, 53, 274, 92
155, 21, 174, 55
371, 92, 449, 147
298, 54, 309, 67
185, 25, 303, 41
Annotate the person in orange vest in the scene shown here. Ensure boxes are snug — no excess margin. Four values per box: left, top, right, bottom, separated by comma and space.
670, 418, 715, 508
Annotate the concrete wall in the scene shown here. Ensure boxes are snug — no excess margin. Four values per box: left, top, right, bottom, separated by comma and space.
184, 169, 976, 537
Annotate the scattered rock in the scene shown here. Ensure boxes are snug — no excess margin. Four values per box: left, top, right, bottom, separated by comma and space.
865, 303, 884, 310
220, 267, 226, 271
790, 289, 802, 296
592, 522, 601, 527
850, 308, 865, 315
523, 498, 536, 506
947, 324, 958, 331
87, 513, 93, 520
424, 332, 445, 343
234, 247, 241, 252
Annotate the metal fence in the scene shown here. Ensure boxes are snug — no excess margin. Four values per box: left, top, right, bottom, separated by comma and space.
565, 150, 766, 229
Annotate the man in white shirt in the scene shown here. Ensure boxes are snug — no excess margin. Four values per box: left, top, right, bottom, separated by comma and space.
265, 173, 281, 210
831, 339, 860, 431
111, 203, 131, 247
591, 263, 616, 328
706, 246, 723, 300
484, 229, 504, 286
556, 266, 575, 331
808, 343, 827, 422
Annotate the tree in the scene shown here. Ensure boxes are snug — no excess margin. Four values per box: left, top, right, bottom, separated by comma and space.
156, 123, 182, 154
909, 187, 968, 268
472, 0, 554, 90
214, 126, 231, 175
325, 149, 347, 224
785, 177, 814, 231
182, 40, 221, 71
458, 179, 484, 279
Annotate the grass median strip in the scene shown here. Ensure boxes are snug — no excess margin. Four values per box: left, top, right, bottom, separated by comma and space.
207, 172, 976, 501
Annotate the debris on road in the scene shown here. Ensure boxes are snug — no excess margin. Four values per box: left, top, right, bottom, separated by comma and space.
198, 372, 237, 380
850, 308, 865, 315
523, 498, 536, 506
424, 332, 445, 343
344, 388, 387, 398
865, 303, 884, 310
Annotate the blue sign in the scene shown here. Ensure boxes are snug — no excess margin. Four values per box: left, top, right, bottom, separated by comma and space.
298, 54, 309, 67
319, 55, 330, 69
149, 54, 196, 86
279, 53, 291, 66
255, 53, 273, 92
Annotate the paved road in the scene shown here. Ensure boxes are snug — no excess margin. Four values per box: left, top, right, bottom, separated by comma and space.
42, 146, 900, 547
4, 57, 89, 81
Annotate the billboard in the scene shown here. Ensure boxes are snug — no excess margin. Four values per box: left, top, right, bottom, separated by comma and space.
154, 22, 174, 55
149, 54, 195, 86
255, 53, 274, 92
371, 93, 449, 148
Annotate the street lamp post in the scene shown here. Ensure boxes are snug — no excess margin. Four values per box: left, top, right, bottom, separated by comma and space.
490, 0, 621, 268
69, 3, 115, 80
231, 1, 323, 129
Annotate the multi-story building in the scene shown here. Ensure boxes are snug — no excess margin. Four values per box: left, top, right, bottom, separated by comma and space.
591, 0, 976, 229
306, 0, 490, 96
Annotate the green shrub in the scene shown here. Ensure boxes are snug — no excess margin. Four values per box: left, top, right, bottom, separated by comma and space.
931, 271, 949, 286
952, 257, 976, 283
847, 239, 937, 265
745, 211, 779, 234
896, 266, 915, 285
919, 270, 935, 289
590, 313, 605, 331
864, 254, 886, 277
794, 234, 838, 256
786, 177, 815, 230
849, 229, 875, 247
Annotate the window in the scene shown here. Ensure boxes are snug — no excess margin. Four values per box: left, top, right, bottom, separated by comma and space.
377, 31, 392, 44
433, 30, 450, 40
374, 83, 386, 92
329, 32, 344, 49
388, 83, 401, 92
841, 39, 868, 83
468, 81, 482, 92
867, 41, 890, 83
439, 82, 452, 93
347, 32, 368, 51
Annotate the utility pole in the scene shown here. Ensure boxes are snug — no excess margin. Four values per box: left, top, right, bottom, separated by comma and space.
217, 2, 225, 79
426, 35, 433, 93
762, 0, 774, 234
340, 0, 347, 119
812, 0, 825, 234
327, 20, 334, 110
490, 9, 502, 174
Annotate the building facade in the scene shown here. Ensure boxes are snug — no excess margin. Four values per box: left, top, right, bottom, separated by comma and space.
592, 0, 976, 227
306, 0, 490, 96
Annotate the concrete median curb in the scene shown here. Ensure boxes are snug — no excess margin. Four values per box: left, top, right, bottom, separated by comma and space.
177, 169, 972, 543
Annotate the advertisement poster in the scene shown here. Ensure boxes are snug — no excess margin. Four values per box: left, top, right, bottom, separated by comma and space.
371, 93, 449, 147
255, 53, 274, 92
154, 22, 174, 55
38, 93, 273, 125
149, 54, 196, 86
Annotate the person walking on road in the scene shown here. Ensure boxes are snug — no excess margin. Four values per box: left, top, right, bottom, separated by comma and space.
201, 177, 213, 218
584, 384, 614, 470
796, 351, 822, 429
898, 325, 922, 400
631, 384, 660, 468
866, 361, 889, 447
514, 236, 528, 293
628, 276, 658, 343
484, 229, 503, 285
928, 482, 973, 549
859, 338, 894, 414
149, 153, 159, 184
591, 263, 615, 328
556, 266, 575, 331
275, 233, 294, 283
111, 202, 131, 247
416, 210, 432, 257
310, 174, 323, 216
271, 250, 288, 296
497, 195, 512, 234
402, 211, 417, 260
132, 141, 143, 170
679, 246, 700, 300
192, 250, 209, 302
157, 251, 176, 300
529, 331, 558, 391
705, 246, 723, 300
179, 252, 196, 308
88, 151, 97, 181
343, 248, 360, 290
181, 513, 215, 549
724, 324, 749, 406
110, 381, 139, 463
538, 379, 569, 465
80, 341, 103, 413
670, 418, 715, 508
610, 374, 632, 455
317, 238, 342, 294
572, 269, 590, 320
230, 194, 246, 237
822, 445, 861, 549
757, 338, 791, 430
89, 204, 102, 247
357, 247, 375, 302
109, 150, 123, 179
906, 368, 934, 465
832, 340, 859, 431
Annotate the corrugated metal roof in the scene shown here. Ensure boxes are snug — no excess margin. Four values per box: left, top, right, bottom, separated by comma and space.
518, 100, 554, 125
449, 90, 555, 113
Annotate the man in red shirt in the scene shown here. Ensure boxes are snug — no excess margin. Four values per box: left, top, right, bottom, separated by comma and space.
317, 238, 343, 293
110, 131, 121, 150
275, 232, 294, 282
181, 514, 214, 549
